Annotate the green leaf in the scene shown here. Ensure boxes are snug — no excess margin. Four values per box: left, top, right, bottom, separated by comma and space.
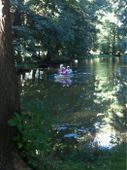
8, 118, 17, 126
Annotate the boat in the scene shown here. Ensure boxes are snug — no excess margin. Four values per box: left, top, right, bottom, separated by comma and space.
54, 73, 73, 80
54, 73, 73, 87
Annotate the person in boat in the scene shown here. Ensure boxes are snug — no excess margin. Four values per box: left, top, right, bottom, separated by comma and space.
58, 64, 66, 75
58, 64, 63, 74
61, 67, 67, 75
58, 64, 72, 75
66, 66, 73, 75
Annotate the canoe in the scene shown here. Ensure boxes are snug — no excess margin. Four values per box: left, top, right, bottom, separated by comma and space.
54, 74, 73, 80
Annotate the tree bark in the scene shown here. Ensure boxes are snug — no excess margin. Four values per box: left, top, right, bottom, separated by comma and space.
0, 0, 20, 169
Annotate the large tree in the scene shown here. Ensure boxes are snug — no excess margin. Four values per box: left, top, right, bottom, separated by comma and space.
11, 0, 98, 62
0, 0, 20, 169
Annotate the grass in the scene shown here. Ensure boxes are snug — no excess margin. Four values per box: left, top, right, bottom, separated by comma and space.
47, 143, 127, 170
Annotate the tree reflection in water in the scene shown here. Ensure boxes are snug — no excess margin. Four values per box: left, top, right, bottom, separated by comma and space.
20, 57, 127, 149
92, 57, 127, 149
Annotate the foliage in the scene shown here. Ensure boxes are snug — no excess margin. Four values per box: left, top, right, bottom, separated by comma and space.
11, 0, 99, 63
116, 0, 127, 53
96, 0, 127, 54
41, 143, 126, 170
8, 105, 126, 170
11, 0, 127, 63
50, 143, 126, 170
8, 99, 54, 168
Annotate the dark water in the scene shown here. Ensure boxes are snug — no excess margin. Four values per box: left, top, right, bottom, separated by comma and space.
20, 56, 127, 149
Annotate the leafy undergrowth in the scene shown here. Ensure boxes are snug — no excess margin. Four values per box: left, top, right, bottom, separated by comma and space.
49, 143, 126, 170
8, 99, 126, 170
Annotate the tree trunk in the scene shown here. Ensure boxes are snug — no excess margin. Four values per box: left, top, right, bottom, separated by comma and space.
0, 0, 20, 169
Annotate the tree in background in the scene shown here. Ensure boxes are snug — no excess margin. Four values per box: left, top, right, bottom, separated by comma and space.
116, 0, 127, 53
96, 0, 127, 55
10, 0, 127, 64
0, 0, 19, 169
11, 0, 99, 64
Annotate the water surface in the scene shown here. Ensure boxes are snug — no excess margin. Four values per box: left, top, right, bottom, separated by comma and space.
21, 56, 127, 149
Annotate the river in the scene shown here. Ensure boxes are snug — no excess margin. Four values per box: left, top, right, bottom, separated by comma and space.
20, 56, 127, 150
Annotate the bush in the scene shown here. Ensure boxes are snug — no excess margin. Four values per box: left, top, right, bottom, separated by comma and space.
8, 99, 54, 168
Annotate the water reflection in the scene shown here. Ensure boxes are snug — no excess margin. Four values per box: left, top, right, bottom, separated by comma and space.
54, 77, 72, 87
94, 131, 116, 149
20, 56, 127, 149
92, 57, 127, 148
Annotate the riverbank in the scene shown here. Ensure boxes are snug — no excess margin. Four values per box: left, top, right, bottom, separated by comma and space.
48, 143, 126, 170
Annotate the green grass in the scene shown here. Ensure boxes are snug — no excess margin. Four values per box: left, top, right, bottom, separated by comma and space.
48, 143, 126, 170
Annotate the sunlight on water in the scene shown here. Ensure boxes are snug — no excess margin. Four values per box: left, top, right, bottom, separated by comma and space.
21, 57, 127, 149
94, 131, 116, 149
